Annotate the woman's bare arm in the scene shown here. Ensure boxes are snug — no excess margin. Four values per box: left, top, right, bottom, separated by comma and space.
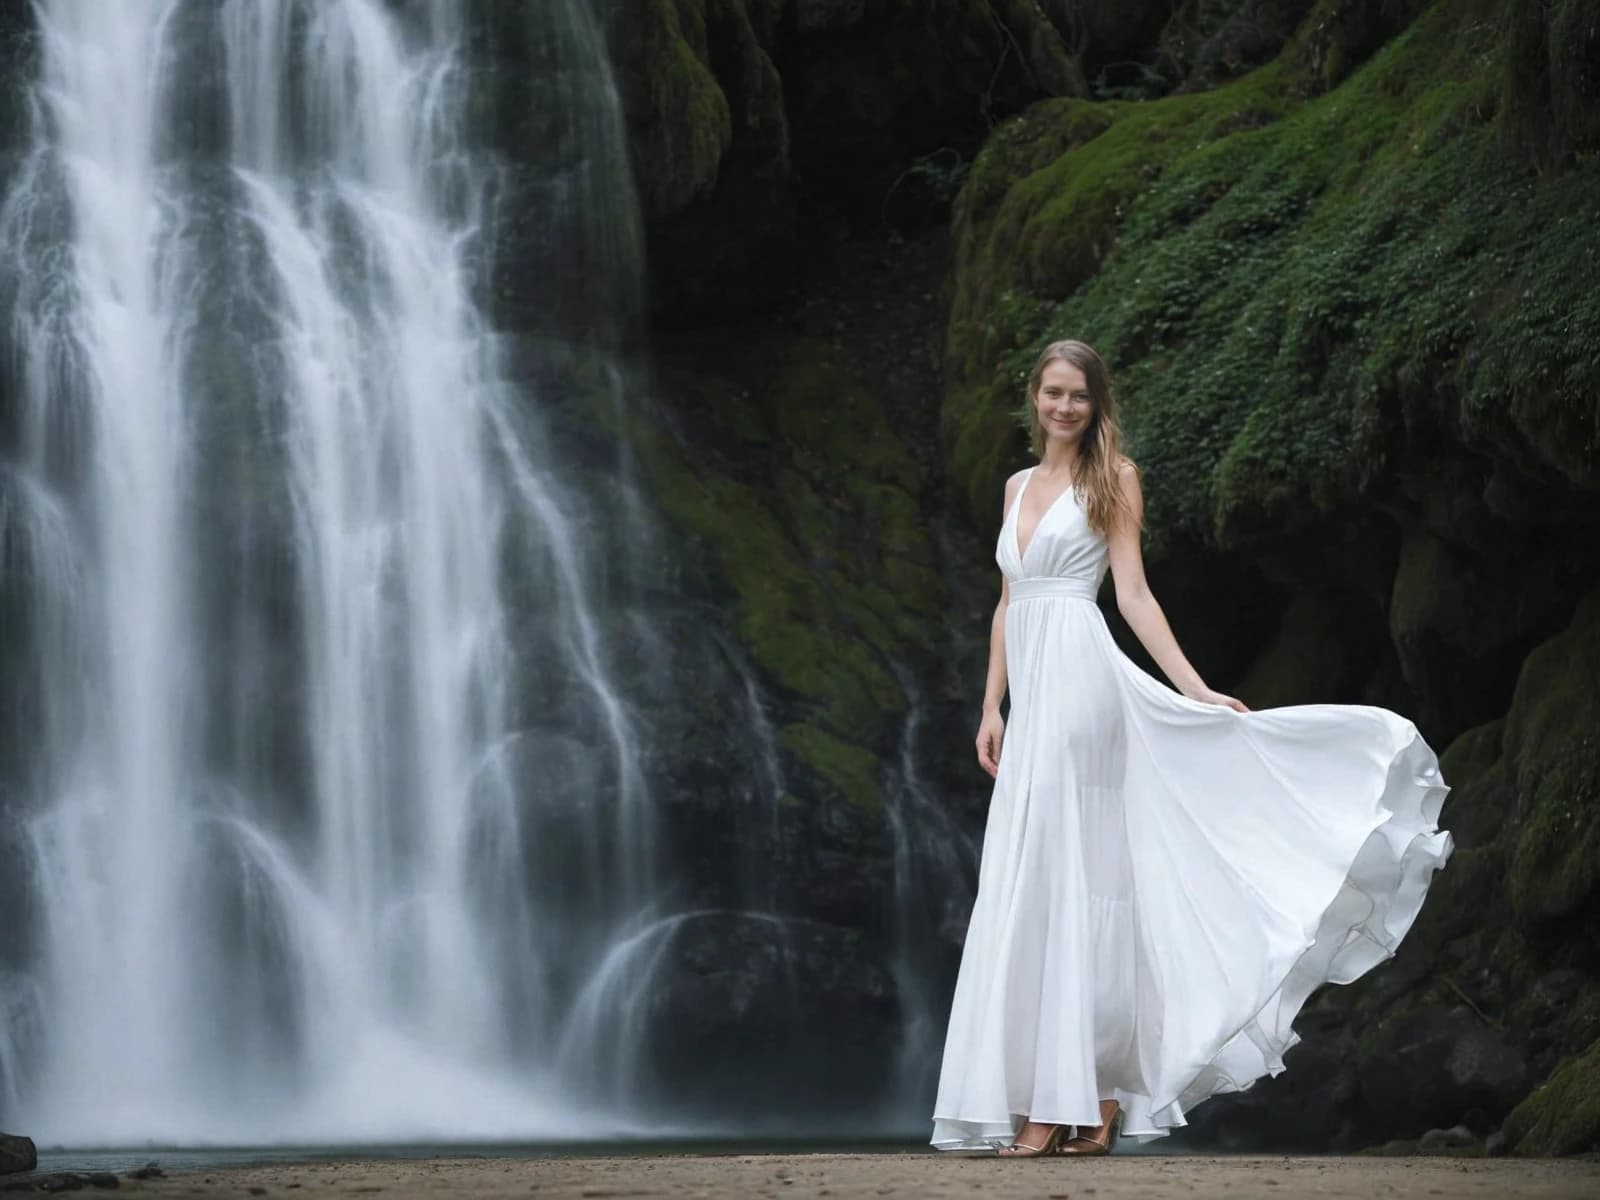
1107, 461, 1248, 712
981, 575, 1012, 713
977, 471, 1026, 775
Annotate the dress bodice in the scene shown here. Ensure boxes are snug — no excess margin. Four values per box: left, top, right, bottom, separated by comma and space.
996, 466, 1110, 594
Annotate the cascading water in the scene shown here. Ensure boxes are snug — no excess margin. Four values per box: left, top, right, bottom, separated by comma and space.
0, 0, 666, 1146
882, 669, 981, 1128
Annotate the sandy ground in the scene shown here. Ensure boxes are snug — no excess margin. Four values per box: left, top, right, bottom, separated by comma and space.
31, 1152, 1599, 1199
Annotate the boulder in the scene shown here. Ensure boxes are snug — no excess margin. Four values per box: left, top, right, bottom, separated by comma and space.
1386, 525, 1579, 742
1357, 1006, 1529, 1136
1418, 1124, 1478, 1151
1502, 1035, 1600, 1156
1182, 1019, 1360, 1151
1500, 591, 1600, 921
0, 1133, 35, 1175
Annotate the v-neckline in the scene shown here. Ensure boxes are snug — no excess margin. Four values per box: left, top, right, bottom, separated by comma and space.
1013, 466, 1076, 566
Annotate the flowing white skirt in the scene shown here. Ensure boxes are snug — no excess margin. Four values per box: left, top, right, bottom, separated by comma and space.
930, 587, 1453, 1148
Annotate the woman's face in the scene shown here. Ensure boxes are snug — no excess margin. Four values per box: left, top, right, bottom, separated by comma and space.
1034, 359, 1093, 445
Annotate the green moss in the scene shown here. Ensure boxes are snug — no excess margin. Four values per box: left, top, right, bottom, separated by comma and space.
1287, 0, 1431, 94
943, 0, 1600, 548
944, 61, 1303, 518
1407, 841, 1508, 950
777, 723, 882, 812
1434, 719, 1510, 851
611, 0, 734, 216
1356, 1137, 1486, 1158
628, 338, 945, 812
1503, 1035, 1600, 1155
1504, 592, 1600, 920
1440, 719, 1505, 787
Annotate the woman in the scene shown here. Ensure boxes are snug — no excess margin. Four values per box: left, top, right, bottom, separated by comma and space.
930, 340, 1452, 1157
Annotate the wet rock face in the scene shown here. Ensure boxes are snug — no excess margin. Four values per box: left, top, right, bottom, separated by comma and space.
648, 911, 900, 1116
0, 1132, 36, 1175
598, 0, 1356, 319
601, 0, 1096, 318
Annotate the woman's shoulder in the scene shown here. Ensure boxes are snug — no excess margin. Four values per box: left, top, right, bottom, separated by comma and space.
1114, 454, 1140, 478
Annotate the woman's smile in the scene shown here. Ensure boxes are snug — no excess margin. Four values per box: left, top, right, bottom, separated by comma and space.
1034, 359, 1094, 438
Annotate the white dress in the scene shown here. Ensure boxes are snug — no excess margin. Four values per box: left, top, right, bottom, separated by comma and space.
930, 467, 1453, 1149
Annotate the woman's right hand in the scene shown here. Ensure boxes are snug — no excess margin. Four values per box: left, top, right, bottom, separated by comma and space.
975, 710, 1005, 778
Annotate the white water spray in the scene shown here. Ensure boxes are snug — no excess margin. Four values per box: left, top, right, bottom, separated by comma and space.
0, 0, 659, 1146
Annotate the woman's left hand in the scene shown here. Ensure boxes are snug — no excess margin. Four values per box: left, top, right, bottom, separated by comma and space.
1188, 686, 1250, 713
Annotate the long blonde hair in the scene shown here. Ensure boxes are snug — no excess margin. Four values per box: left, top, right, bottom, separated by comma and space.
1019, 339, 1139, 537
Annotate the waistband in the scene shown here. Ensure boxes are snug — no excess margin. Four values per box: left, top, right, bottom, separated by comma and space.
1009, 576, 1102, 603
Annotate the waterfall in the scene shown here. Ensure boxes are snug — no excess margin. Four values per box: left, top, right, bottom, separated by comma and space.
0, 0, 664, 1146
882, 669, 981, 1127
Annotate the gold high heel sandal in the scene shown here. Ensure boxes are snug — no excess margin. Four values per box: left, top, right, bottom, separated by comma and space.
1058, 1101, 1123, 1156
997, 1122, 1066, 1158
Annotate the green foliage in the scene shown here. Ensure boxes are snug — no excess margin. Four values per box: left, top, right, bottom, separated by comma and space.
943, 0, 1600, 551
945, 66, 1302, 523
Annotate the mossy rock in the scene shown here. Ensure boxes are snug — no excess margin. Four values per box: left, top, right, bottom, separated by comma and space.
1157, 0, 1320, 93
776, 723, 881, 813
626, 336, 945, 812
1356, 1136, 1485, 1157
1504, 591, 1600, 921
943, 0, 1600, 550
1287, 0, 1431, 94
1500, 0, 1600, 173
603, 0, 737, 217
1503, 1034, 1600, 1155
1435, 720, 1510, 852
1386, 526, 1584, 741
1440, 719, 1505, 790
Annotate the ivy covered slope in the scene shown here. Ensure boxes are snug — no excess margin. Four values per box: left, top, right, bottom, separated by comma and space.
948, 0, 1597, 539
945, 0, 1600, 1154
